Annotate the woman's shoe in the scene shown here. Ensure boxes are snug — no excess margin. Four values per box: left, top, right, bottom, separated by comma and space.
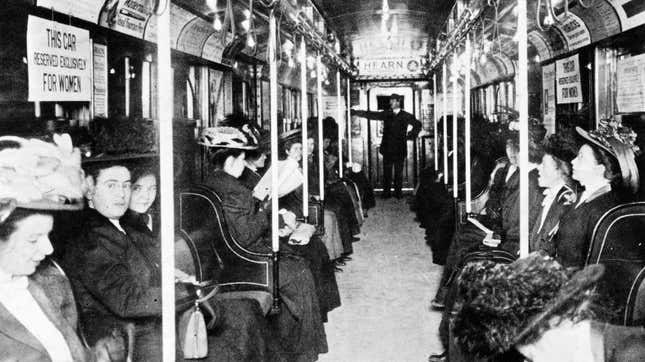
428, 351, 446, 362
430, 299, 445, 310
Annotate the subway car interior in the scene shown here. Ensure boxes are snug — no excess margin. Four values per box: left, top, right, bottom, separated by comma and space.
2, 0, 645, 361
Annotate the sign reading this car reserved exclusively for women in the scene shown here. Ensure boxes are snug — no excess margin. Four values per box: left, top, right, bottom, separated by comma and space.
26, 15, 92, 102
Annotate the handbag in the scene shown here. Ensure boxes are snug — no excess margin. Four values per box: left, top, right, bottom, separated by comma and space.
307, 199, 325, 236
178, 285, 220, 359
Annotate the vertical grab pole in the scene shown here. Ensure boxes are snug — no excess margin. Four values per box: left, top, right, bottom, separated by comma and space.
317, 53, 325, 201
465, 35, 472, 214
268, 10, 281, 312
300, 37, 309, 218
452, 58, 459, 227
442, 62, 449, 185
346, 77, 352, 165
433, 73, 438, 172
157, 2, 176, 360
336, 71, 343, 178
452, 64, 458, 199
518, 0, 530, 258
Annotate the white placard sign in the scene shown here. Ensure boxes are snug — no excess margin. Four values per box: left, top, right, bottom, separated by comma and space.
322, 96, 339, 119
93, 43, 108, 117
542, 63, 556, 134
356, 56, 423, 79
554, 13, 591, 51
610, 0, 645, 31
37, 0, 104, 23
616, 53, 645, 113
99, 0, 153, 39
555, 54, 583, 104
27, 16, 92, 102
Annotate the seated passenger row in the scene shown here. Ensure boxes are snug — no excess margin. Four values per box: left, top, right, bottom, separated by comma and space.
0, 115, 366, 361
423, 119, 644, 361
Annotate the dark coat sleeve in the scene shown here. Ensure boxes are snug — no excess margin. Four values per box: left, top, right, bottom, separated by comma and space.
351, 109, 388, 120
220, 187, 270, 248
73, 229, 163, 318
405, 112, 422, 138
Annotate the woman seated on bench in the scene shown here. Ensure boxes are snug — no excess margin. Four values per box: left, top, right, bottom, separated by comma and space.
275, 128, 342, 321
201, 126, 328, 361
64, 154, 273, 361
316, 122, 363, 259
551, 121, 639, 268
0, 134, 123, 361
120, 160, 275, 361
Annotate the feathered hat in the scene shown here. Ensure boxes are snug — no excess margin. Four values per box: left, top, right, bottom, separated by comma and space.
0, 134, 86, 223
576, 119, 640, 193
452, 253, 604, 357
198, 126, 258, 150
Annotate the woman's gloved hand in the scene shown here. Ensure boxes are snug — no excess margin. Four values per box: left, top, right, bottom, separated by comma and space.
93, 327, 127, 362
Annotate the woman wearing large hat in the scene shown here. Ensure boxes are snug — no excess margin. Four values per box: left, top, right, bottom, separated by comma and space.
452, 253, 645, 362
0, 134, 124, 361
200, 126, 329, 361
551, 120, 639, 269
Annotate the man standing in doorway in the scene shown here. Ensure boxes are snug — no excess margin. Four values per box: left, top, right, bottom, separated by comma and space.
351, 93, 422, 198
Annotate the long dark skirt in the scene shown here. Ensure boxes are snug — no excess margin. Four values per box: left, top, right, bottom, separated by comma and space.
326, 182, 360, 235
286, 237, 342, 321
178, 299, 274, 362
435, 223, 487, 300
347, 169, 375, 210
268, 256, 328, 361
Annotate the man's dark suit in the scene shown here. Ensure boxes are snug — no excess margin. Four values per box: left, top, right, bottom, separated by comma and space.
351, 108, 421, 195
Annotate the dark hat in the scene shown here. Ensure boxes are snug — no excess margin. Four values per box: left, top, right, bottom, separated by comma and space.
390, 93, 403, 101
82, 152, 158, 169
506, 118, 546, 144
322, 117, 338, 141
279, 128, 304, 146
576, 119, 640, 193
92, 116, 157, 155
542, 128, 578, 163
452, 253, 605, 357
257, 129, 270, 152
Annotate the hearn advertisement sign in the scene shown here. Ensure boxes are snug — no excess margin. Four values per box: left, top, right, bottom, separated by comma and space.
352, 36, 427, 80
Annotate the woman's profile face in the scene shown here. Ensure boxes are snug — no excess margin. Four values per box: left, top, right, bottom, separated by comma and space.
538, 154, 560, 188
0, 214, 54, 276
307, 138, 315, 154
253, 152, 267, 169
571, 144, 602, 184
506, 143, 519, 166
228, 152, 247, 178
130, 174, 157, 214
286, 143, 303, 162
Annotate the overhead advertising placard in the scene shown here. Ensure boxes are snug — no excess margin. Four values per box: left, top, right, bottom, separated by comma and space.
353, 36, 427, 79
92, 43, 108, 117
555, 54, 583, 104
99, 0, 154, 39
356, 57, 423, 79
542, 63, 556, 134
37, 0, 104, 23
610, 0, 645, 31
570, 0, 621, 42
27, 15, 92, 102
554, 13, 591, 52
616, 53, 645, 113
